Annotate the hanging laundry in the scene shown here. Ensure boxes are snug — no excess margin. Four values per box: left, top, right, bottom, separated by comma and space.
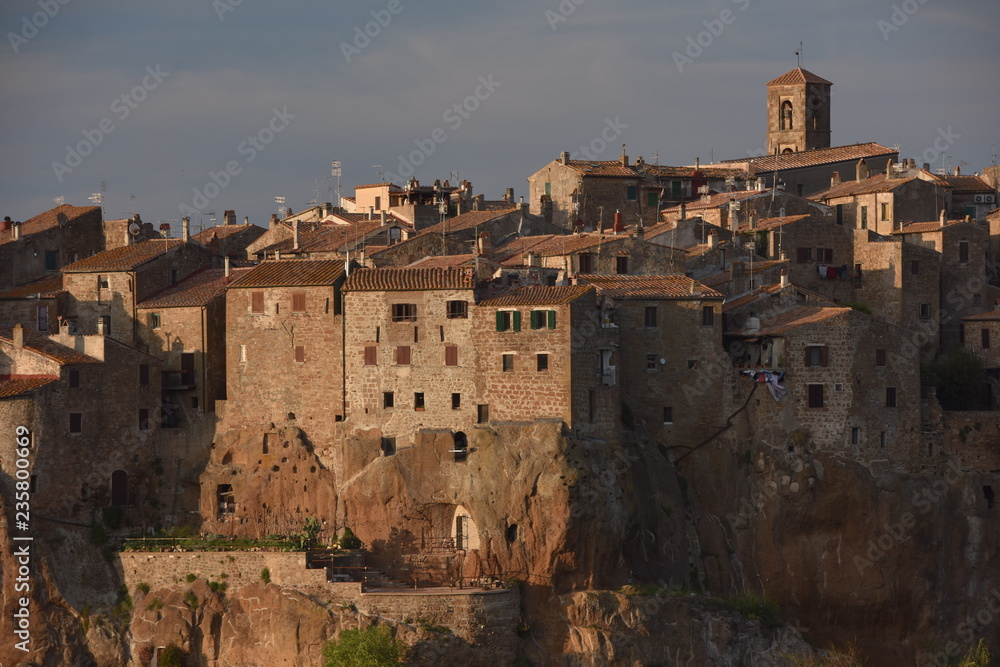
826, 265, 837, 279
818, 264, 828, 278
837, 265, 847, 280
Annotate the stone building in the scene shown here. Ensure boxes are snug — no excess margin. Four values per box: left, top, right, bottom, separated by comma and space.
224, 259, 348, 440
577, 275, 725, 446
661, 188, 830, 231
0, 324, 161, 523
0, 275, 65, 334
764, 67, 833, 155
60, 238, 210, 344
492, 232, 685, 278
810, 170, 947, 236
0, 205, 104, 290
369, 232, 478, 268
192, 220, 267, 267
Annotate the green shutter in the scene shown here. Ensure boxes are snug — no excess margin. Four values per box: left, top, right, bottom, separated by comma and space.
547, 310, 556, 329
513, 311, 521, 332
496, 311, 505, 331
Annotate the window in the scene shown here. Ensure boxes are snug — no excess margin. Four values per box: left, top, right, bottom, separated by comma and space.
239, 345, 247, 363
445, 345, 459, 366
647, 191, 658, 208
217, 484, 234, 514
797, 247, 813, 263
294, 345, 305, 363
251, 291, 265, 314
139, 408, 150, 431
44, 250, 57, 270
817, 248, 833, 263
919, 303, 931, 320
98, 275, 109, 289
150, 312, 161, 329
383, 392, 394, 408
292, 292, 306, 313
452, 393, 461, 409
983, 328, 991, 349
364, 346, 378, 366
860, 206, 868, 229
880, 431, 887, 448
836, 204, 843, 225
805, 345, 828, 367
797, 184, 804, 197
181, 353, 195, 384
880, 202, 889, 221
626, 185, 638, 201
875, 349, 886, 367
886, 387, 897, 408
191, 397, 198, 410
645, 306, 657, 327
537, 353, 549, 371
171, 269, 178, 285
98, 315, 111, 334
414, 392, 425, 410
615, 256, 629, 275
851, 427, 860, 445
647, 354, 658, 370
446, 300, 468, 319
544, 182, 551, 197
579, 253, 593, 273
395, 346, 411, 365
910, 260, 919, 275
959, 240, 969, 264
69, 369, 80, 388
807, 384, 824, 408
530, 311, 545, 330
69, 413, 82, 434
496, 310, 520, 332
477, 404, 489, 423
392, 303, 417, 322
702, 306, 715, 327
381, 437, 396, 456
663, 407, 673, 424
374, 195, 381, 210
780, 100, 792, 130
36, 305, 48, 332
502, 353, 514, 372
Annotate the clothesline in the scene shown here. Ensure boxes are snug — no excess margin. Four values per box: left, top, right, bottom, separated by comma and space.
740, 369, 786, 401
817, 264, 849, 280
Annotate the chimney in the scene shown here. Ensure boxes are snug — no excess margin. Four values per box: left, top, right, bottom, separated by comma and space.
695, 157, 700, 169
224, 210, 236, 226
526, 251, 536, 267
560, 151, 570, 165
1, 216, 10, 232
182, 216, 190, 242
292, 219, 300, 250
690, 279, 702, 296
780, 249, 788, 262
923, 162, 931, 171
13, 323, 24, 348
243, 216, 249, 225
954, 165, 961, 176
270, 214, 278, 232
680, 200, 687, 220
12, 221, 21, 241
612, 210, 624, 234
780, 268, 789, 288
856, 158, 869, 181
476, 232, 492, 257
224, 256, 231, 279
636, 225, 644, 243
886, 162, 894, 180
830, 171, 841, 187
620, 146, 629, 167
504, 187, 514, 202
380, 210, 386, 226
940, 209, 947, 227
707, 231, 717, 248
368, 207, 373, 220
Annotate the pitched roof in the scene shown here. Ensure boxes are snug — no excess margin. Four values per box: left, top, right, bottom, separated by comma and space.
663, 190, 769, 213
766, 67, 833, 86
721, 142, 896, 173
255, 217, 405, 256
722, 282, 836, 313
0, 327, 101, 365
891, 219, 965, 235
0, 275, 64, 299
0, 205, 101, 247
734, 306, 849, 336
811, 173, 920, 200
963, 309, 1000, 322
940, 175, 993, 193
344, 267, 474, 292
138, 267, 251, 308
642, 165, 748, 180
562, 160, 640, 178
420, 206, 520, 235
62, 239, 186, 272
228, 259, 345, 289
355, 183, 402, 190
192, 223, 267, 243
745, 214, 812, 231
578, 275, 724, 300
406, 254, 478, 269
0, 376, 59, 398
478, 285, 593, 306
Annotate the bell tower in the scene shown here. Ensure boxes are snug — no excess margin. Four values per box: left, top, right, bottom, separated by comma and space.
766, 67, 832, 155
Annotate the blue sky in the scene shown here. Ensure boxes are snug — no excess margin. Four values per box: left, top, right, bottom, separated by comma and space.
1, 0, 997, 231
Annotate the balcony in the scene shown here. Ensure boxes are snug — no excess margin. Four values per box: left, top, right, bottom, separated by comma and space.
162, 370, 196, 391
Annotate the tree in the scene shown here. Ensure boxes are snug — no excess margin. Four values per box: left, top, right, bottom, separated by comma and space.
321, 626, 405, 666
921, 347, 987, 410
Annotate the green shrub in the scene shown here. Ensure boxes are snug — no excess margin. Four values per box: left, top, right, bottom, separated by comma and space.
135, 582, 150, 595
184, 591, 198, 610
102, 505, 124, 531
260, 567, 271, 584
959, 639, 992, 667
724, 592, 781, 629
321, 626, 404, 666
339, 527, 362, 550
208, 580, 227, 593
185, 573, 197, 583
159, 643, 186, 667
921, 347, 988, 410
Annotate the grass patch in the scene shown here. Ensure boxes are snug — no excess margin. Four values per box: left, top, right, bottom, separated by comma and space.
722, 592, 781, 629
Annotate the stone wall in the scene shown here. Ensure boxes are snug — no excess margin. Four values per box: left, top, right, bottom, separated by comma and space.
0, 206, 104, 290
939, 412, 1000, 471
766, 212, 855, 302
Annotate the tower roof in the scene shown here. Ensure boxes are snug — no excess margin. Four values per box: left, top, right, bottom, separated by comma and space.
766, 67, 832, 86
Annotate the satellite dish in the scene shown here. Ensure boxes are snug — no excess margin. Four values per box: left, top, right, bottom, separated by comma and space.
128, 222, 141, 236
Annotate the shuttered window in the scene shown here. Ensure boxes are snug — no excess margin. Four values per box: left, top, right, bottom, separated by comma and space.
445, 345, 459, 366
396, 346, 411, 365
364, 346, 377, 366
292, 292, 306, 312
251, 291, 265, 313
295, 345, 305, 363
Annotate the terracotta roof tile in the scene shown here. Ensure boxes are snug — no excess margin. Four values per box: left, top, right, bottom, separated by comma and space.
735, 306, 849, 335
228, 259, 345, 288
406, 254, 478, 269
643, 165, 749, 179
420, 207, 519, 235
344, 267, 474, 292
138, 267, 251, 308
0, 376, 59, 398
963, 310, 1000, 322
62, 239, 186, 272
355, 183, 402, 190
743, 214, 812, 231
192, 224, 267, 243
722, 282, 836, 312
478, 285, 593, 306
766, 67, 833, 86
562, 160, 640, 178
0, 275, 64, 299
0, 327, 101, 365
940, 175, 993, 193
721, 142, 896, 173
0, 205, 101, 247
578, 275, 724, 300
812, 174, 920, 200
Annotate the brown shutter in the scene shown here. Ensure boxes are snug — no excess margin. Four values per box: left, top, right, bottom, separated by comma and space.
295, 345, 305, 363
445, 345, 458, 366
292, 292, 306, 312
364, 346, 377, 366
396, 346, 411, 365
252, 291, 265, 313
820, 346, 829, 367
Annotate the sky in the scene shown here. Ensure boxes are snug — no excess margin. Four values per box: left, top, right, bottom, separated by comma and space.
1, 0, 998, 233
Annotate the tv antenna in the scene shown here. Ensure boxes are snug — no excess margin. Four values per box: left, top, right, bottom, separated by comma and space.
88, 180, 107, 216
331, 160, 342, 204
53, 196, 64, 206
372, 164, 384, 182
796, 41, 803, 68
275, 196, 286, 216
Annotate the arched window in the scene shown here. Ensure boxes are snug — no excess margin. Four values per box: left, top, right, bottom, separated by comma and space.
780, 101, 793, 130
110, 470, 128, 506
782, 148, 794, 154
